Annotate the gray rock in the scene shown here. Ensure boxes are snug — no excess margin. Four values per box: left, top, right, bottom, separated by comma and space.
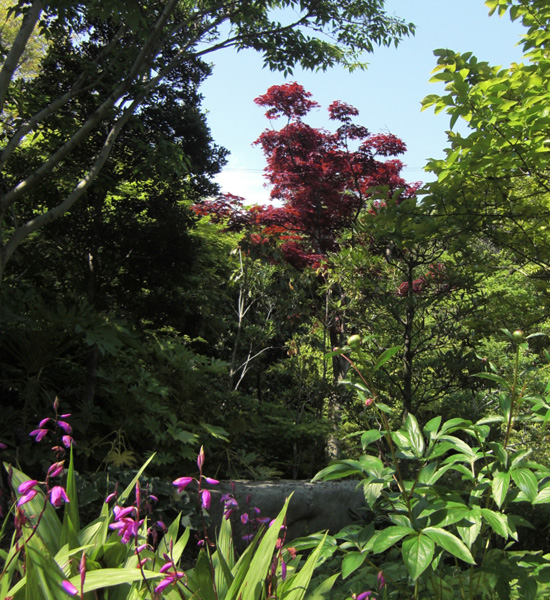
208, 479, 365, 545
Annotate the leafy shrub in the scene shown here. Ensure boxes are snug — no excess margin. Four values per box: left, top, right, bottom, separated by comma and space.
310, 330, 550, 599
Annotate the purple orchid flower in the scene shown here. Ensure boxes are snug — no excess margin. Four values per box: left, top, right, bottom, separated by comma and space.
49, 486, 70, 507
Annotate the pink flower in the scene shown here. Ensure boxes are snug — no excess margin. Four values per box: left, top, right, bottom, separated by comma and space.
173, 477, 193, 493
0, 442, 6, 450
17, 489, 38, 507
105, 492, 117, 503
197, 446, 205, 470
281, 560, 287, 580
18, 480, 38, 495
155, 570, 185, 593
203, 476, 219, 485
365, 397, 374, 407
357, 592, 372, 600
61, 580, 78, 596
62, 435, 74, 448
49, 486, 70, 507
57, 421, 72, 434
200, 489, 211, 510
47, 461, 65, 478
30, 428, 48, 442
109, 505, 142, 544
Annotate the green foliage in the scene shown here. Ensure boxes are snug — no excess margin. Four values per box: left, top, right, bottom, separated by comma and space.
312, 335, 550, 599
422, 0, 550, 277
1, 449, 330, 600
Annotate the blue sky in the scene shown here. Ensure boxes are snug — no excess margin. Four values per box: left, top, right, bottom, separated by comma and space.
200, 0, 525, 204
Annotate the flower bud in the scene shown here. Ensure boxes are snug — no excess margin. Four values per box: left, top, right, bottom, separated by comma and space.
347, 334, 361, 349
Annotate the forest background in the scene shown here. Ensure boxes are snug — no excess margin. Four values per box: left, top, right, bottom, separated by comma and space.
1, 0, 550, 518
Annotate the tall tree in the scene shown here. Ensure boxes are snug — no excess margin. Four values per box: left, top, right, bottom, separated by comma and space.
196, 83, 416, 456
0, 0, 414, 281
421, 0, 550, 277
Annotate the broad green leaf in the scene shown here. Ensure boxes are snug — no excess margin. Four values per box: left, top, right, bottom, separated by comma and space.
533, 486, 550, 504
342, 551, 367, 579
439, 418, 473, 435
423, 416, 442, 437
305, 573, 339, 600
511, 468, 538, 503
492, 471, 510, 508
192, 550, 218, 600
456, 510, 482, 549
372, 526, 415, 554
422, 527, 475, 564
361, 430, 383, 449
439, 435, 477, 457
373, 346, 400, 372
16, 543, 67, 600
312, 460, 362, 482
363, 480, 385, 509
404, 414, 425, 457
66, 568, 161, 592
480, 508, 512, 539
402, 533, 435, 580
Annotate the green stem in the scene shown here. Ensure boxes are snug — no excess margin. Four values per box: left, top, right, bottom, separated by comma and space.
504, 341, 520, 449
341, 354, 413, 517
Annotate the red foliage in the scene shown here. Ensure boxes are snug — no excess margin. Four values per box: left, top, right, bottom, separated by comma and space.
194, 83, 419, 270
396, 263, 451, 297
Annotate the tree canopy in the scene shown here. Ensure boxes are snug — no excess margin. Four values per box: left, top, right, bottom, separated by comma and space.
0, 0, 414, 281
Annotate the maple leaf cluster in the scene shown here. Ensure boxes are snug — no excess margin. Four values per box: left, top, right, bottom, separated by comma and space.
396, 263, 450, 297
193, 83, 419, 270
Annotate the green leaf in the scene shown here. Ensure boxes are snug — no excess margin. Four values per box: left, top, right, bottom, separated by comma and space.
363, 480, 385, 509
373, 346, 400, 372
422, 527, 475, 564
423, 416, 442, 437
342, 551, 367, 579
533, 486, 550, 504
281, 532, 328, 600
474, 372, 509, 387
511, 468, 538, 503
305, 573, 339, 600
404, 413, 425, 457
480, 508, 513, 539
61, 446, 80, 550
492, 471, 510, 508
9, 466, 62, 556
67, 568, 161, 592
201, 422, 230, 441
361, 430, 383, 449
117, 453, 156, 505
232, 496, 291, 600
402, 533, 435, 580
372, 526, 415, 554
312, 460, 362, 482
456, 510, 482, 548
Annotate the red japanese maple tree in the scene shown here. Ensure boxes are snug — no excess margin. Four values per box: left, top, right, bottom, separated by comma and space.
194, 82, 418, 270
